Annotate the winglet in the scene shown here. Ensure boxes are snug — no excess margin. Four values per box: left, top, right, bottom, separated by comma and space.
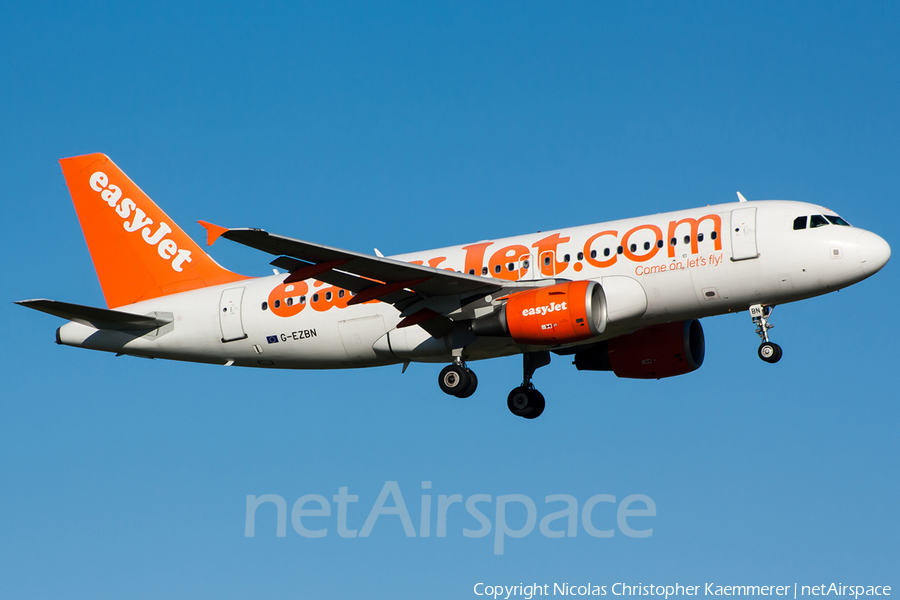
198, 220, 230, 246
736, 191, 748, 203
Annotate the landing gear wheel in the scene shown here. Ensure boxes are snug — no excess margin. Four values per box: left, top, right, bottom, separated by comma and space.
758, 342, 783, 364
456, 369, 478, 398
750, 305, 783, 364
438, 364, 472, 397
525, 391, 545, 419
507, 386, 545, 419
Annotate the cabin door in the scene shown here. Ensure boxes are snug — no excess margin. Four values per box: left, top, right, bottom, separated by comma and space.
731, 207, 759, 261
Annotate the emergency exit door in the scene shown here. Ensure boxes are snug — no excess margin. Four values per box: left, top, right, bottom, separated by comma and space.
219, 287, 247, 342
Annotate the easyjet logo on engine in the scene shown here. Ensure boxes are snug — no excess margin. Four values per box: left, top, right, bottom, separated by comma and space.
522, 301, 567, 317
89, 171, 193, 272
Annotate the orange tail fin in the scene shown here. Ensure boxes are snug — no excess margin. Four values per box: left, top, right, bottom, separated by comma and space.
60, 153, 249, 308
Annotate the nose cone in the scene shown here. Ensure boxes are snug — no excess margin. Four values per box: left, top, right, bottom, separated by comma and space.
858, 230, 891, 276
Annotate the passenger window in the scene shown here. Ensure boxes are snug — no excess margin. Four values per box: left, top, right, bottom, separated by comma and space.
643, 241, 650, 250
577, 252, 584, 261
810, 215, 829, 228
793, 216, 807, 230
300, 296, 306, 304
312, 294, 319, 302
826, 215, 850, 226
483, 267, 489, 275
683, 235, 690, 244
670, 237, 677, 246
494, 265, 501, 274
603, 248, 610, 257
325, 291, 332, 301
273, 299, 281, 308
286, 297, 293, 306
543, 255, 551, 266
338, 289, 345, 299
617, 246, 623, 254
507, 263, 514, 271
564, 254, 570, 262
590, 250, 597, 259
261, 302, 268, 311
630, 244, 637, 252
657, 240, 664, 248
468, 269, 475, 275
711, 231, 717, 240
697, 233, 704, 242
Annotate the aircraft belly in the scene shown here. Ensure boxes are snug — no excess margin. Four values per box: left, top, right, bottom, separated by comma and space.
640, 267, 700, 318
233, 292, 402, 368
338, 314, 388, 364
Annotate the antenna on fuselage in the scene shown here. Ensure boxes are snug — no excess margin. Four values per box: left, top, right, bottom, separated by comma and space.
736, 191, 748, 202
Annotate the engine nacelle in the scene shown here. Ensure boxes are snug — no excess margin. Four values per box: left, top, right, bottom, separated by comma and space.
574, 320, 705, 379
472, 280, 605, 345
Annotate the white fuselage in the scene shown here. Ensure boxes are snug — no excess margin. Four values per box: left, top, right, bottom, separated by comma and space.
56, 200, 890, 369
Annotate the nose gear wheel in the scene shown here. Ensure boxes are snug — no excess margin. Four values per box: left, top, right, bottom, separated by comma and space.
750, 304, 782, 364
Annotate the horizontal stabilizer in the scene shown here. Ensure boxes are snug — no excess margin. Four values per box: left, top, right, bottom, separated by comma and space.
15, 299, 173, 331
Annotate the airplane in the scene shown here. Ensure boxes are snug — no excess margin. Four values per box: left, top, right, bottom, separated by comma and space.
17, 153, 891, 419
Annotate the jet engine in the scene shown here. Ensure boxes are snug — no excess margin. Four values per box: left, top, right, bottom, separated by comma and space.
472, 280, 605, 345
574, 319, 705, 379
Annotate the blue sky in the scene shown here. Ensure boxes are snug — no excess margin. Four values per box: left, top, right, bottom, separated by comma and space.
1, 2, 897, 598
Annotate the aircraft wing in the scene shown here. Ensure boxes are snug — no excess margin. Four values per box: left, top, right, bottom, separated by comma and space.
200, 222, 557, 326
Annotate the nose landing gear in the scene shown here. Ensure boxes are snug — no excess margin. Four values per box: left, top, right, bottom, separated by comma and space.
750, 304, 782, 364
507, 351, 550, 419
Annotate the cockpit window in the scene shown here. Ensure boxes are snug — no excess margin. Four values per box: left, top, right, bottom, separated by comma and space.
826, 215, 851, 226
793, 216, 807, 230
810, 215, 829, 228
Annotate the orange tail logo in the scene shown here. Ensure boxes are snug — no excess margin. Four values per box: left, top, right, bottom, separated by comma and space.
60, 153, 249, 308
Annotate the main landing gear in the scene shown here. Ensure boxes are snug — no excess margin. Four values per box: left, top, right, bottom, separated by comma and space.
507, 351, 550, 419
750, 304, 782, 364
438, 361, 478, 398
436, 351, 551, 419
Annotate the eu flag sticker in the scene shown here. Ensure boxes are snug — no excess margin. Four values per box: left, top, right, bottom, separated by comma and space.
266, 335, 278, 344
